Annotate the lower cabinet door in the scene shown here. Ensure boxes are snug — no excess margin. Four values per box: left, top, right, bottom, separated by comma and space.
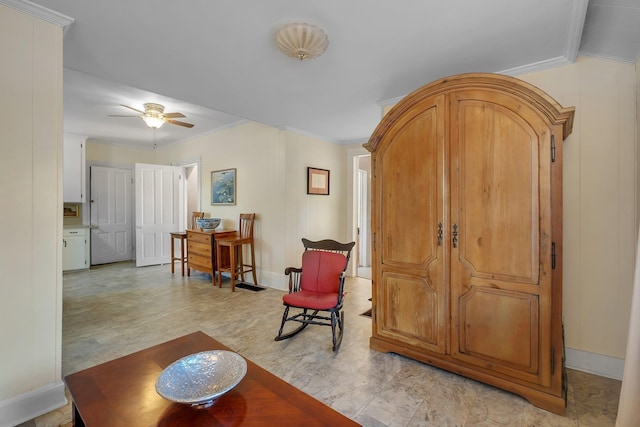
63, 232, 88, 271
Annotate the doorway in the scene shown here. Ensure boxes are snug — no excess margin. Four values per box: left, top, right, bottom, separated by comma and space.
89, 165, 134, 265
355, 155, 372, 279
88, 161, 200, 266
134, 163, 183, 267
181, 163, 200, 229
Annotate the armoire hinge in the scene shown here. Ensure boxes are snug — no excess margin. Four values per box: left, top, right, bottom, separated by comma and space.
551, 242, 556, 269
551, 347, 555, 375
373, 158, 377, 178
551, 135, 556, 163
373, 233, 376, 251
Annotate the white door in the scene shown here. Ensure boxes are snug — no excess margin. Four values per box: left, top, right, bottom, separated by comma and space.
358, 168, 369, 267
90, 166, 133, 264
135, 163, 183, 267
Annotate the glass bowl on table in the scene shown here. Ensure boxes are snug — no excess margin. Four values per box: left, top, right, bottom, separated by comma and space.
155, 350, 247, 408
195, 218, 221, 231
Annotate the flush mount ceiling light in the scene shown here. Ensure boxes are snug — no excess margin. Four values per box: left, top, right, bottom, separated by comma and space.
275, 23, 329, 61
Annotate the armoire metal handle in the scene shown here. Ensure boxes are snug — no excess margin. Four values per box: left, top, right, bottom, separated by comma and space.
437, 223, 443, 246
452, 224, 458, 248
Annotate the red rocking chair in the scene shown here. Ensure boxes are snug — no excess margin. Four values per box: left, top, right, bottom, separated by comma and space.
275, 238, 355, 351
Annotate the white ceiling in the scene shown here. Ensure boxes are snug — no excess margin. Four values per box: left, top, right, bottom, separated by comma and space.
18, 0, 640, 148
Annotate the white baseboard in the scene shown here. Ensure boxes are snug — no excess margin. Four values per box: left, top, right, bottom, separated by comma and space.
565, 347, 625, 380
258, 270, 287, 291
0, 380, 67, 427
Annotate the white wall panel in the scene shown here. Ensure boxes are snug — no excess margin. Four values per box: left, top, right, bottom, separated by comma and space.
521, 56, 636, 360
0, 3, 67, 425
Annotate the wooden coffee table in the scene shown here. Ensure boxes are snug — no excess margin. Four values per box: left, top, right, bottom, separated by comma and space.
64, 331, 360, 426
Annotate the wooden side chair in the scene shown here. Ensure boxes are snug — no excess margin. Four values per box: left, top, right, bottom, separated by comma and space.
215, 213, 257, 291
170, 211, 206, 275
275, 238, 355, 351
191, 211, 205, 229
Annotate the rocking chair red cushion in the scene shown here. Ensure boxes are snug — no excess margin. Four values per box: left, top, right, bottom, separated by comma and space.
282, 250, 346, 310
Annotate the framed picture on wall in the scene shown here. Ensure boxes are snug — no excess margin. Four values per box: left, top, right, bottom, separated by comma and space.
211, 168, 236, 205
307, 167, 330, 195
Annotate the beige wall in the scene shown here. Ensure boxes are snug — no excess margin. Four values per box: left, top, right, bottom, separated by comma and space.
155, 122, 348, 288
0, 4, 67, 424
283, 130, 348, 268
615, 53, 640, 427
86, 140, 157, 164
519, 56, 637, 362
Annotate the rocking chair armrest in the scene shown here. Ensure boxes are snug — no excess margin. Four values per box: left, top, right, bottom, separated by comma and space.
284, 266, 302, 293
284, 267, 302, 275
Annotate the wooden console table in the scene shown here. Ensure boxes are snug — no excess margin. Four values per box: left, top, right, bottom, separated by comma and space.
64, 331, 359, 426
186, 229, 235, 285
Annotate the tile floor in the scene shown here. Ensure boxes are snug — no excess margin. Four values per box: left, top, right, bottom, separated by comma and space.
23, 261, 620, 426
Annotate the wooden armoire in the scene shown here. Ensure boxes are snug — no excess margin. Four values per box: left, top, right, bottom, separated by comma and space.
365, 73, 575, 415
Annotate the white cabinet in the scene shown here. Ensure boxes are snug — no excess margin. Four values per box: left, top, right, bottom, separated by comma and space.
63, 228, 89, 271
63, 134, 86, 203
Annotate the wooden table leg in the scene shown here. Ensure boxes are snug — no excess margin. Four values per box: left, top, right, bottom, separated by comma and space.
170, 235, 176, 274
229, 244, 237, 292
72, 402, 86, 427
180, 235, 186, 276
215, 241, 222, 288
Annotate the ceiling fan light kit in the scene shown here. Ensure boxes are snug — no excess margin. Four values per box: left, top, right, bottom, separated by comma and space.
142, 103, 165, 129
275, 23, 328, 61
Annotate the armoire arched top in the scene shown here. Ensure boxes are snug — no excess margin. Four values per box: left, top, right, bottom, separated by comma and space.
365, 73, 575, 153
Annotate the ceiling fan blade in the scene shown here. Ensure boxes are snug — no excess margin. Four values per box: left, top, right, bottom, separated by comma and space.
108, 114, 140, 118
167, 119, 194, 128
120, 104, 145, 114
164, 112, 186, 118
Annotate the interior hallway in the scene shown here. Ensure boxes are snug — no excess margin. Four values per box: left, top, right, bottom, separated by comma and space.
26, 261, 620, 426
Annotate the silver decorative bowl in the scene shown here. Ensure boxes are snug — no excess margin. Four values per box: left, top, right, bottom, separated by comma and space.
155, 350, 247, 408
195, 218, 221, 231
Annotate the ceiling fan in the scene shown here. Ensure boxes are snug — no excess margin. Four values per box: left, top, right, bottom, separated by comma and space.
110, 103, 194, 129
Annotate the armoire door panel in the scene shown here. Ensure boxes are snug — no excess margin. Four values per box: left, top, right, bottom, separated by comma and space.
454, 99, 540, 284
377, 271, 445, 353
380, 106, 441, 269
374, 95, 447, 353
449, 90, 552, 387
455, 286, 541, 382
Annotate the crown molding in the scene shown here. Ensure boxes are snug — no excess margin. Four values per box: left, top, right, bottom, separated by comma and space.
0, 0, 74, 31
499, 56, 572, 77
564, 0, 589, 63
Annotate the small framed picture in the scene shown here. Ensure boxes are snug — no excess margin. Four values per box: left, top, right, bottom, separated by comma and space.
307, 167, 330, 195
211, 168, 236, 205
